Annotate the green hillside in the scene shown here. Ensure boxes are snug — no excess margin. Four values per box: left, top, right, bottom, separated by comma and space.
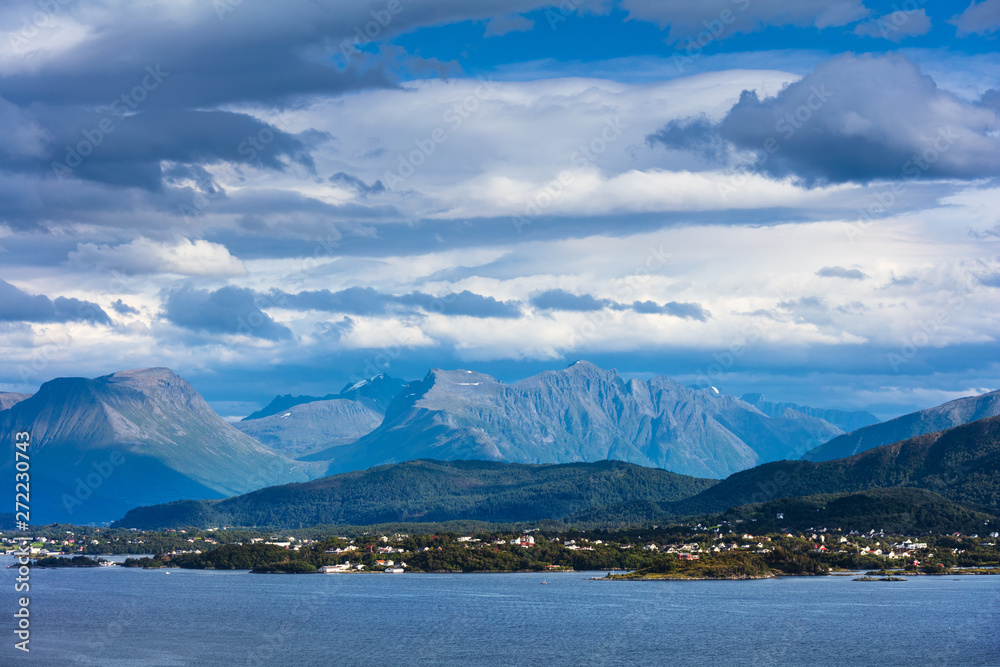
671, 415, 1000, 515
114, 459, 717, 529
719, 488, 998, 534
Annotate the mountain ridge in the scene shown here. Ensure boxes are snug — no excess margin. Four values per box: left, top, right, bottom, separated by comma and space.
671, 413, 1000, 515
305, 361, 844, 479
113, 459, 719, 529
0, 368, 322, 524
802, 389, 1000, 462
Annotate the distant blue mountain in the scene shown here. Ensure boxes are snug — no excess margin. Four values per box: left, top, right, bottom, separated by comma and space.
303, 361, 845, 479
234, 374, 407, 458
240, 373, 406, 420
0, 392, 31, 411
802, 389, 1000, 462
739, 393, 879, 433
0, 368, 322, 524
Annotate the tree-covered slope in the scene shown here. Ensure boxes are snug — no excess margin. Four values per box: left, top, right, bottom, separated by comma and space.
114, 459, 718, 529
719, 488, 999, 535
671, 414, 1000, 515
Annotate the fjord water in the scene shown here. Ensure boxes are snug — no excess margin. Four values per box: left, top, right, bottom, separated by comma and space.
3, 562, 998, 666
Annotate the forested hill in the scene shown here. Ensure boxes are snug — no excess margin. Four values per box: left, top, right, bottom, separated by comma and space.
669, 414, 1000, 515
802, 388, 1000, 462
114, 459, 718, 529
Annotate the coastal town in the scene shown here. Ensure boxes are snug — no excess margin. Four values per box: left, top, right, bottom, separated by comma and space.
8, 523, 999, 577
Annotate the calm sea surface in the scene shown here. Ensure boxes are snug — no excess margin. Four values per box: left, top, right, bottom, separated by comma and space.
2, 557, 998, 666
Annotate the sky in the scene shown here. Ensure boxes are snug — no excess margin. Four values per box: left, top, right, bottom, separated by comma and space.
0, 0, 998, 420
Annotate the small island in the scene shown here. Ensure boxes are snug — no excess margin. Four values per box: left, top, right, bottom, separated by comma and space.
31, 556, 110, 568
604, 548, 827, 580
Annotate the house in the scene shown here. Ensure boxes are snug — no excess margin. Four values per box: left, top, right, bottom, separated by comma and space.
320, 563, 353, 573
678, 553, 699, 560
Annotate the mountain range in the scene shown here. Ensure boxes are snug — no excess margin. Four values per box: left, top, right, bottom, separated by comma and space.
232, 374, 406, 458
118, 413, 1000, 531
739, 393, 879, 433
302, 361, 845, 479
0, 392, 31, 411
240, 373, 407, 420
4, 362, 997, 526
670, 413, 1000, 516
0, 368, 323, 524
802, 389, 1000, 462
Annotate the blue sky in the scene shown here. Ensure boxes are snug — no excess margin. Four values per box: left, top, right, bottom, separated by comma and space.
0, 0, 998, 420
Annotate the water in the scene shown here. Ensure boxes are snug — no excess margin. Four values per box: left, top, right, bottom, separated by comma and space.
2, 560, 998, 666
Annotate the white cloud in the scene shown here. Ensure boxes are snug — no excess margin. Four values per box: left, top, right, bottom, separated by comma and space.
68, 238, 247, 277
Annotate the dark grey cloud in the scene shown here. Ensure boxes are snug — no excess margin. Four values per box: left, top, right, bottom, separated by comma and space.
0, 0, 552, 109
646, 115, 731, 162
632, 300, 711, 321
887, 275, 918, 287
111, 299, 139, 315
620, 0, 868, 42
330, 172, 386, 196
0, 279, 111, 325
272, 287, 522, 318
817, 266, 868, 280
275, 287, 392, 316
650, 54, 1000, 184
162, 286, 291, 341
532, 290, 711, 320
852, 8, 931, 41
980, 89, 1000, 114
396, 290, 522, 318
5, 107, 317, 191
531, 289, 609, 311
951, 0, 1000, 37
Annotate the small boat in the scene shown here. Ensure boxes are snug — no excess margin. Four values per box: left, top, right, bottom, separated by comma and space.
541, 580, 548, 585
